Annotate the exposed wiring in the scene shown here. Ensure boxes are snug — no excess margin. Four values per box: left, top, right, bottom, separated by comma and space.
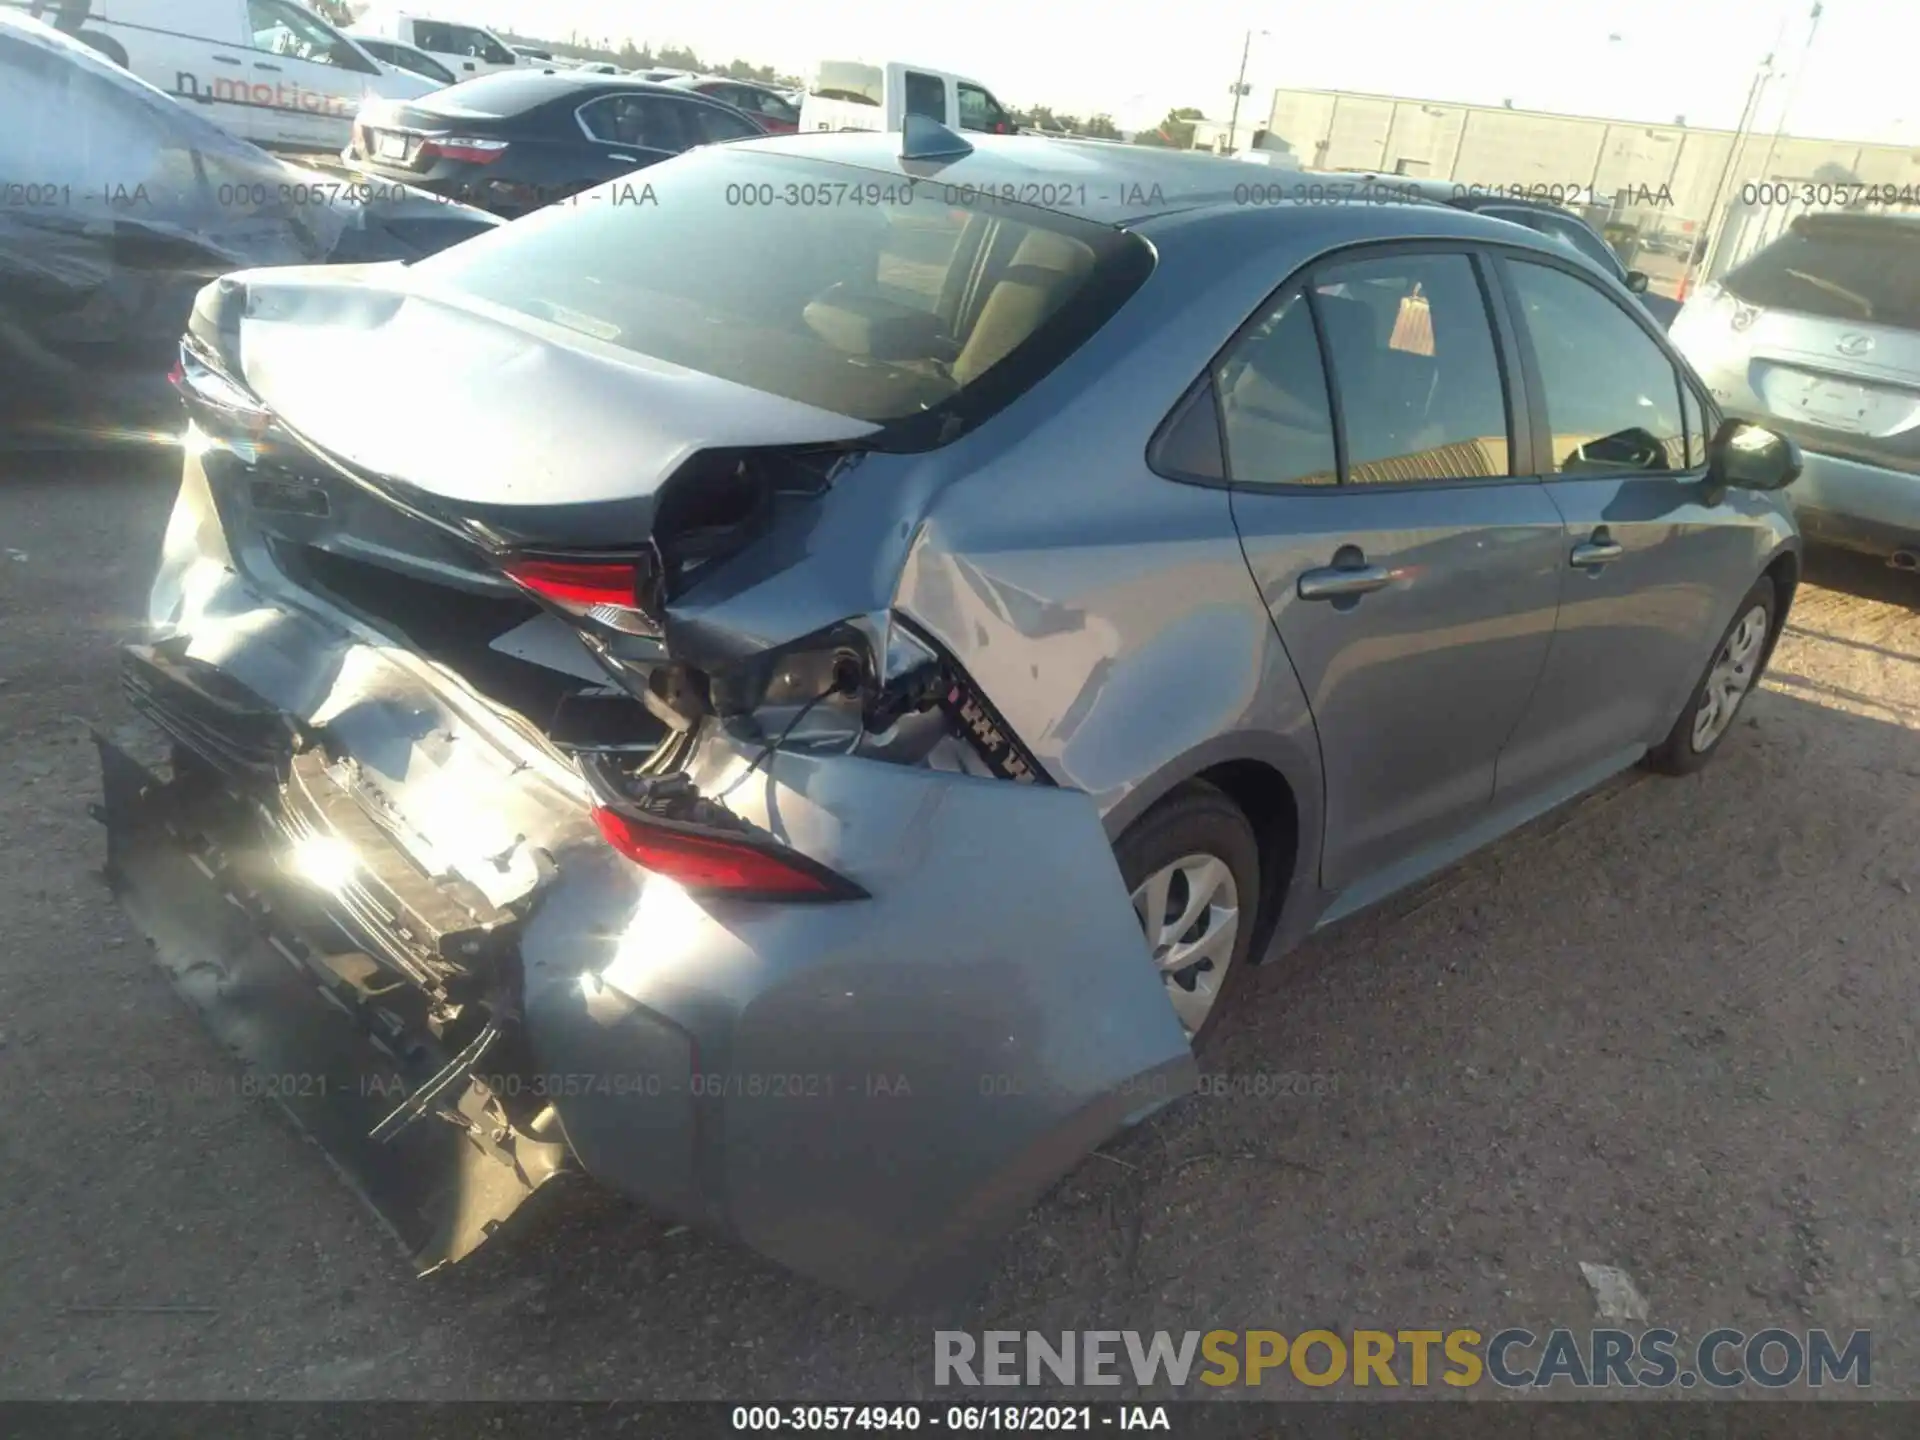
738, 680, 846, 781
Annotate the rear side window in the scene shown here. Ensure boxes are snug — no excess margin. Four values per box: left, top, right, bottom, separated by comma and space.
1214, 293, 1339, 486
1311, 253, 1511, 484
412, 148, 1152, 442
1723, 220, 1920, 330
1508, 259, 1686, 475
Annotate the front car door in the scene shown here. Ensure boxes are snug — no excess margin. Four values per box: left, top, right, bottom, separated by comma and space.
241, 0, 377, 149
1489, 249, 1777, 801
1213, 246, 1565, 900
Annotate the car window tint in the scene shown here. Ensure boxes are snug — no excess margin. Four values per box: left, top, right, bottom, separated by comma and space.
903, 70, 945, 121
1680, 379, 1707, 468
411, 20, 451, 51
579, 95, 690, 151
1213, 292, 1339, 486
1311, 253, 1510, 484
1509, 259, 1686, 475
686, 101, 760, 144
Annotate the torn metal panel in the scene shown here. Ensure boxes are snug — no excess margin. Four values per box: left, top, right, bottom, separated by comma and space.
95, 735, 570, 1272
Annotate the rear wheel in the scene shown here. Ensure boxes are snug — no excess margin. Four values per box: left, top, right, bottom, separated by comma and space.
1114, 782, 1260, 1044
1646, 576, 1776, 775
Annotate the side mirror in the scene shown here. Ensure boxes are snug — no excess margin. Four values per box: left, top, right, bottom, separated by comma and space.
1708, 418, 1802, 492
1625, 270, 1650, 294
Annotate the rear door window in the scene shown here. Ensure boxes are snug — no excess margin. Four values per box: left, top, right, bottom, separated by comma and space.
1722, 220, 1920, 331
902, 70, 945, 121
684, 100, 761, 145
1311, 253, 1512, 483
577, 94, 691, 152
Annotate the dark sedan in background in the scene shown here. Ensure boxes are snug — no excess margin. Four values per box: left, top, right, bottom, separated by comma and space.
347, 69, 765, 217
1, 11, 498, 446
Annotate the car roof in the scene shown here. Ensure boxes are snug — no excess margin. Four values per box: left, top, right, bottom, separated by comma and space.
418, 69, 730, 112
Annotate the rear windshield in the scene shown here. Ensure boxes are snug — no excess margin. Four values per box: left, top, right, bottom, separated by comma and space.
813, 61, 882, 105
409, 148, 1153, 447
1723, 219, 1920, 331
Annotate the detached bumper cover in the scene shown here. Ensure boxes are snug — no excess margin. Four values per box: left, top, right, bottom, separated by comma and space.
97, 503, 1196, 1303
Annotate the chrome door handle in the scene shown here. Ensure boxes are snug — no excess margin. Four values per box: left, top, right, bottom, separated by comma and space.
1570, 540, 1624, 566
1298, 564, 1394, 600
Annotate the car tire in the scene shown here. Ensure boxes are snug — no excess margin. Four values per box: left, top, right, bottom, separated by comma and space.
1646, 576, 1777, 776
1114, 781, 1260, 1046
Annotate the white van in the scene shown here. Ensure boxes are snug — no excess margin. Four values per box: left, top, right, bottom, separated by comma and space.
799, 60, 1015, 136
4, 0, 433, 150
350, 9, 522, 80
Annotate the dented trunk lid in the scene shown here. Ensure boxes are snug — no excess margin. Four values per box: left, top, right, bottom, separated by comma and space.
192, 264, 881, 554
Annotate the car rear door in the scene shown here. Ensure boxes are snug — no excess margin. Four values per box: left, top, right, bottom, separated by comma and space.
1488, 249, 1772, 802
1214, 245, 1564, 898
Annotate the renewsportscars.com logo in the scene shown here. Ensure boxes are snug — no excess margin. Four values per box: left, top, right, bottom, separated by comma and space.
934, 1328, 1872, 1390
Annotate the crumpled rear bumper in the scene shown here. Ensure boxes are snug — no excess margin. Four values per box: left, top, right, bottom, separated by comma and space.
97, 488, 1197, 1304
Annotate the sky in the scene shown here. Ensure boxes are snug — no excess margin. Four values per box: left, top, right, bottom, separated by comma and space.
458, 0, 1919, 144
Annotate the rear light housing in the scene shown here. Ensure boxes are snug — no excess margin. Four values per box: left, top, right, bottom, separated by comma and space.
421, 136, 510, 165
589, 806, 867, 901
500, 555, 662, 636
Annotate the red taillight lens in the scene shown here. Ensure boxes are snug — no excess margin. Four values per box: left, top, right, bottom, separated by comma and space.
422, 136, 510, 165
590, 807, 864, 899
502, 557, 638, 608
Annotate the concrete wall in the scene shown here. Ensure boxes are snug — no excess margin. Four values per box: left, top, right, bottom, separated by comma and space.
1266, 87, 1920, 239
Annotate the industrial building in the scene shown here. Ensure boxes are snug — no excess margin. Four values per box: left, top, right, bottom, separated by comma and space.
1231, 87, 1920, 261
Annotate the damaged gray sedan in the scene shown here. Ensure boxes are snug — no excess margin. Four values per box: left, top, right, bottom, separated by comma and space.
101, 125, 1808, 1304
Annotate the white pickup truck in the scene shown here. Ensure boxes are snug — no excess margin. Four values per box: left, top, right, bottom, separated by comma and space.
799, 60, 1015, 136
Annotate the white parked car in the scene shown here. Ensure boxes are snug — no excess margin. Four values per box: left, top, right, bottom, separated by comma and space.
798, 59, 1014, 135
349, 8, 523, 80
352, 34, 456, 87
2, 0, 435, 150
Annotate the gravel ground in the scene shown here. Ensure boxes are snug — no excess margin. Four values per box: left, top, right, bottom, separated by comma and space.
2, 447, 1918, 1401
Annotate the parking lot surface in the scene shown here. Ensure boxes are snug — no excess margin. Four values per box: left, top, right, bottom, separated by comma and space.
3, 449, 1918, 1399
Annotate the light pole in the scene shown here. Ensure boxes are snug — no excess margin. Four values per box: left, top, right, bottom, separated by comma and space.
1756, 2, 1826, 185
1225, 29, 1268, 155
1685, 1, 1805, 294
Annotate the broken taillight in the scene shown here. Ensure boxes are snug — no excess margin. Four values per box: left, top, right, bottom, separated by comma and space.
589, 807, 866, 900
500, 556, 660, 636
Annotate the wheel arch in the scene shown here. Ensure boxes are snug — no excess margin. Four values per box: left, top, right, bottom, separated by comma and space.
1105, 731, 1322, 968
